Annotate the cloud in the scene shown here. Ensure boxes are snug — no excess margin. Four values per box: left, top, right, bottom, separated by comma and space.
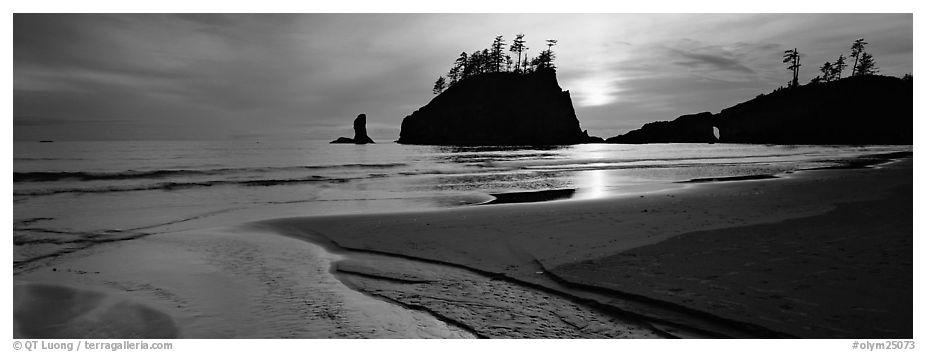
13, 116, 134, 127
660, 39, 788, 83
670, 47, 755, 74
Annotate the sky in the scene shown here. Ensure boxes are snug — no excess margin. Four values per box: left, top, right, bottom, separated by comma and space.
13, 13, 913, 141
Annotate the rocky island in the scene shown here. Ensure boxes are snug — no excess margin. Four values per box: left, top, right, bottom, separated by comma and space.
607, 75, 912, 145
331, 114, 375, 144
398, 35, 601, 145
605, 112, 718, 144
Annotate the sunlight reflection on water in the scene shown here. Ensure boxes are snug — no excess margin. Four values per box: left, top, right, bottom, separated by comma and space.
573, 169, 609, 200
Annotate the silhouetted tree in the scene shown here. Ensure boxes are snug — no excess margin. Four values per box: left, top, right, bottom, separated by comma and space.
832, 54, 847, 80
447, 66, 460, 86
448, 52, 468, 85
534, 50, 556, 71
855, 52, 878, 76
521, 49, 533, 73
437, 34, 561, 90
820, 62, 833, 82
510, 34, 528, 72
490, 36, 506, 73
850, 38, 868, 76
902, 73, 912, 82
545, 39, 558, 51
531, 39, 557, 71
465, 51, 477, 77
433, 76, 446, 94
783, 48, 801, 88
528, 55, 540, 71
465, 50, 490, 76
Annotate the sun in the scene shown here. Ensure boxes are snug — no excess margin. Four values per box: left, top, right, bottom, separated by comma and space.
571, 76, 618, 107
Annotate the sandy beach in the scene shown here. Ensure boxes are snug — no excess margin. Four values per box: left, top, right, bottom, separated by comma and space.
261, 154, 912, 338
14, 226, 475, 338
13, 154, 912, 338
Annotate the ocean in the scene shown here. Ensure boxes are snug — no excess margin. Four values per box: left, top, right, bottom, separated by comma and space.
12, 139, 911, 272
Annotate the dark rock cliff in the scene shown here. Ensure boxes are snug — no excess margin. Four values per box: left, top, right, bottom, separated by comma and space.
398, 70, 601, 145
331, 114, 375, 144
606, 112, 718, 144
607, 75, 912, 145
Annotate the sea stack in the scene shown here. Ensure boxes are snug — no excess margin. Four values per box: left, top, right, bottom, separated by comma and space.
331, 114, 375, 144
398, 70, 601, 145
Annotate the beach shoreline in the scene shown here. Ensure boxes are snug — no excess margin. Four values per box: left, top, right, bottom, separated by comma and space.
260, 153, 912, 338
13, 152, 912, 338
13, 226, 475, 338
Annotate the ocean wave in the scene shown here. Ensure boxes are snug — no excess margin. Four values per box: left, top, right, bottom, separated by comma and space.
506, 153, 808, 169
14, 157, 88, 161
13, 163, 409, 183
13, 175, 354, 196
15, 169, 221, 182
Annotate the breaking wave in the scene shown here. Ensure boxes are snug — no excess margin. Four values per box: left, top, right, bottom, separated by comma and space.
14, 176, 355, 196
14, 163, 409, 183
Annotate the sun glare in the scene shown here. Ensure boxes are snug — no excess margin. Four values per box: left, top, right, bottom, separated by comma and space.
571, 76, 618, 107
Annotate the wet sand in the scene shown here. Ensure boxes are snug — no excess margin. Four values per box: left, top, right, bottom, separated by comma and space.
326, 248, 660, 338
14, 282, 179, 338
14, 226, 473, 338
553, 185, 912, 337
262, 156, 912, 338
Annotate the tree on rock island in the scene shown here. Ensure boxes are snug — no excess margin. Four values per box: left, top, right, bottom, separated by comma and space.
855, 52, 878, 76
783, 48, 801, 88
432, 76, 446, 95
850, 38, 868, 76
436, 34, 559, 92
509, 34, 528, 72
